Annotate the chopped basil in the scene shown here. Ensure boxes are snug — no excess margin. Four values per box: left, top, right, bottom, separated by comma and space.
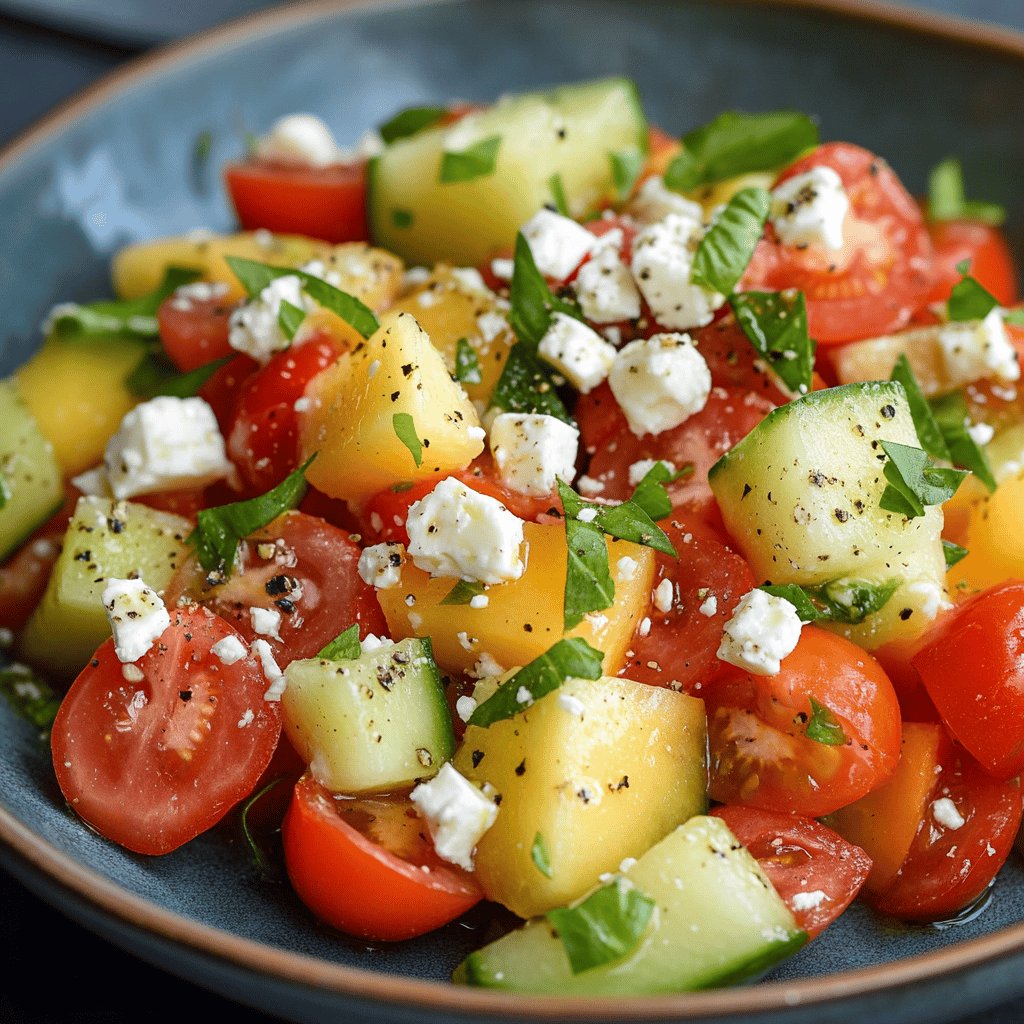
0, 665, 61, 738
190, 454, 315, 573
240, 774, 288, 881
125, 352, 232, 400
439, 135, 501, 184
888, 355, 951, 462
193, 129, 213, 169
0, 471, 8, 509
531, 832, 554, 878
379, 105, 447, 145
758, 583, 823, 623
454, 337, 482, 384
664, 110, 818, 193
549, 172, 570, 216
730, 290, 814, 395
244, 131, 259, 156
317, 623, 361, 661
488, 343, 571, 423
879, 440, 966, 519
563, 513, 616, 629
225, 256, 379, 339
508, 231, 582, 348
391, 480, 415, 493
392, 209, 415, 229
560, 480, 675, 557
760, 579, 900, 626
947, 262, 999, 322
629, 460, 678, 522
49, 266, 201, 342
805, 697, 847, 746
546, 877, 655, 975
929, 392, 997, 492
440, 580, 487, 606
927, 157, 1006, 226
467, 637, 604, 728
609, 149, 645, 201
392, 412, 423, 468
277, 299, 306, 342
691, 187, 770, 296
943, 539, 969, 568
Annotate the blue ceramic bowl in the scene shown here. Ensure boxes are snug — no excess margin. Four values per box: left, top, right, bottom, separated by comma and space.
4, 2, 1024, 1022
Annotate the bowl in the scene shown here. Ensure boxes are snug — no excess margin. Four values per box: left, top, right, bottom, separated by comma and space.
4, 1, 1024, 1022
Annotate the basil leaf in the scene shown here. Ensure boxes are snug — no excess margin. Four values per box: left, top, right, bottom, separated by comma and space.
317, 623, 361, 660
225, 256, 379, 339
0, 665, 61, 737
563, 515, 616, 630
943, 539, 969, 568
392, 209, 414, 229
929, 392, 997, 492
664, 110, 818, 192
489, 343, 571, 423
629, 461, 678, 522
0, 471, 8, 509
277, 299, 306, 341
560, 481, 675, 557
691, 187, 770, 296
927, 157, 1006, 226
947, 268, 999, 323
392, 412, 423, 468
546, 878, 655, 975
889, 355, 951, 461
730, 290, 814, 395
508, 231, 582, 349
532, 832, 554, 878
609, 149, 644, 201
549, 172, 570, 216
391, 480, 414, 493
191, 454, 316, 573
125, 352, 232, 400
468, 638, 604, 727
879, 441, 966, 519
439, 136, 501, 184
454, 337, 482, 384
379, 105, 447, 145
758, 584, 824, 623
440, 580, 487, 606
49, 266, 201, 342
806, 697, 847, 746
240, 774, 288, 881
760, 579, 898, 625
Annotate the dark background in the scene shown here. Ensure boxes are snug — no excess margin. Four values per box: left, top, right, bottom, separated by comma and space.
3, 1, 1024, 1022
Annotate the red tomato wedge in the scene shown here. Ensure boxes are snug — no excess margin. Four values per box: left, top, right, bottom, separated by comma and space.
283, 774, 482, 941
924, 217, 1018, 308
224, 159, 369, 244
157, 288, 237, 372
51, 605, 281, 855
705, 626, 902, 817
743, 142, 934, 345
712, 805, 872, 938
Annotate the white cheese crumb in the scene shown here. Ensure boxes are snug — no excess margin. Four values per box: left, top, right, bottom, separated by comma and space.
489, 412, 579, 496
469, 594, 490, 609
121, 663, 145, 683
70, 465, 112, 498
938, 308, 1020, 386
638, 616, 652, 637
410, 763, 498, 871
471, 652, 505, 679
932, 796, 966, 830
490, 257, 514, 281
455, 695, 478, 723
251, 638, 286, 700
626, 175, 705, 225
228, 272, 316, 363
577, 507, 599, 523
537, 312, 617, 394
357, 542, 406, 589
520, 208, 596, 280
237, 708, 255, 728
771, 166, 850, 251
102, 578, 170, 664
359, 633, 391, 655
557, 692, 586, 718
573, 242, 642, 324
699, 594, 718, 617
257, 113, 343, 167
717, 589, 804, 676
577, 475, 605, 496
966, 420, 995, 446
249, 605, 282, 640
211, 635, 247, 666
791, 890, 828, 912
653, 578, 674, 614
617, 556, 639, 582
628, 458, 676, 487
516, 685, 534, 706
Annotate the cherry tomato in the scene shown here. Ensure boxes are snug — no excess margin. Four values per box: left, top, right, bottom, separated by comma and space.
924, 218, 1017, 308
51, 605, 281, 855
689, 314, 794, 404
913, 581, 1024, 780
866, 742, 1022, 922
199, 353, 258, 434
705, 626, 902, 817
228, 335, 342, 493
743, 142, 934, 344
157, 288, 237, 372
166, 510, 387, 667
224, 159, 369, 244
712, 805, 872, 938
134, 488, 206, 520
283, 773, 482, 941
617, 514, 755, 692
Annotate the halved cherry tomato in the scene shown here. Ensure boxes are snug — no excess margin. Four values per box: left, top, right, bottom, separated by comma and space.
866, 742, 1022, 922
166, 510, 387, 667
712, 805, 872, 938
617, 514, 755, 692
51, 605, 281, 855
705, 626, 902, 817
135, 488, 206, 520
913, 581, 1024, 781
743, 142, 934, 344
227, 335, 342, 493
924, 218, 1017, 308
690, 314, 794, 404
157, 288, 237, 372
224, 159, 369, 244
283, 773, 482, 941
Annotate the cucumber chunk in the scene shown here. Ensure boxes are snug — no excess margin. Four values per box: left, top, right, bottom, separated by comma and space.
709, 382, 948, 648
369, 77, 648, 266
18, 496, 191, 677
282, 637, 454, 793
0, 379, 63, 562
458, 815, 805, 993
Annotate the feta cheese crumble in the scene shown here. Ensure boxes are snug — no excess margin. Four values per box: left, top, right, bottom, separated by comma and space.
608, 334, 712, 436
537, 312, 617, 394
717, 589, 803, 675
770, 166, 850, 251
357, 542, 406, 590
626, 175, 705, 225
699, 594, 718, 617
573, 241, 642, 324
228, 273, 315, 363
410, 763, 498, 871
628, 458, 676, 487
455, 695, 478, 723
249, 606, 282, 640
257, 113, 344, 168
937, 308, 1020, 386
406, 478, 525, 584
489, 412, 580, 496
211, 634, 248, 666
103, 396, 231, 500
932, 796, 966, 830
101, 578, 170, 664
520, 208, 596, 280
653, 578, 674, 613
252, 638, 286, 700
791, 890, 828, 912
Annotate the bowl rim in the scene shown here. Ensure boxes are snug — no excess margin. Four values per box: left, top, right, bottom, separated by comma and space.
4, 0, 1024, 1017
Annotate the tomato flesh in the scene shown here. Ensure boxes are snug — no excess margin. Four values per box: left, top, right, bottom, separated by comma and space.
157, 289, 237, 372
924, 217, 1017, 308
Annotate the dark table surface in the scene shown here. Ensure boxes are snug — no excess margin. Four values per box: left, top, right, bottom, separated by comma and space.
4, 2, 1024, 1022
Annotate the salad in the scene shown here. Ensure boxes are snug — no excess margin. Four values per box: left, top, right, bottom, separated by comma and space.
2, 75, 1024, 994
